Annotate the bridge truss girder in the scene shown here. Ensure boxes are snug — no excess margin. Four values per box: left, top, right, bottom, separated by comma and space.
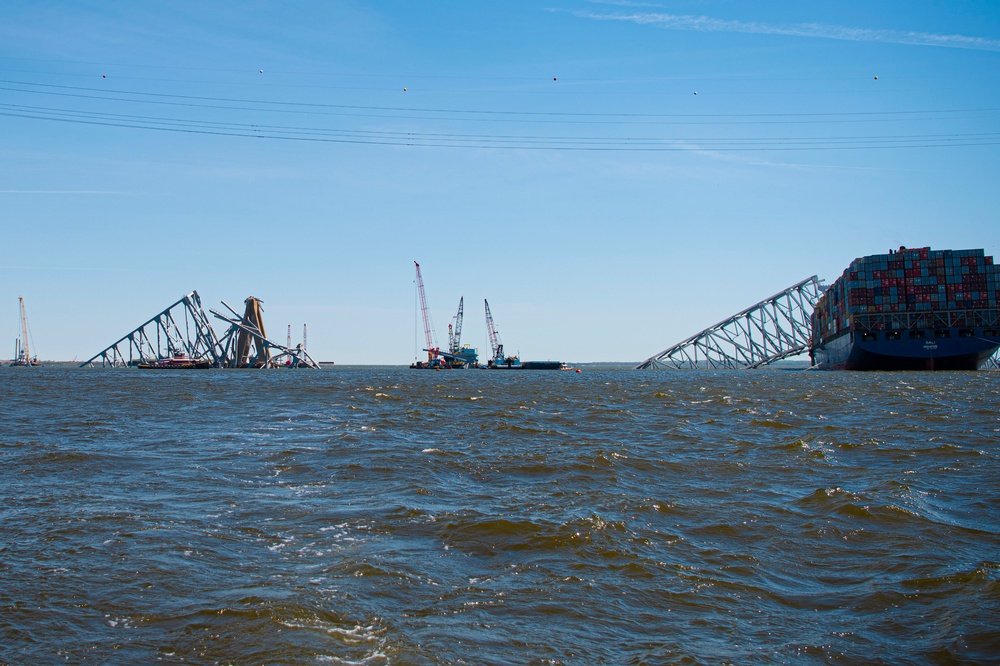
82, 292, 320, 369
81, 291, 224, 367
210, 298, 320, 369
637, 276, 825, 370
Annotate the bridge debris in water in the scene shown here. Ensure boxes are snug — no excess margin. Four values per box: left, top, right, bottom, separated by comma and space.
81, 291, 319, 368
637, 276, 825, 370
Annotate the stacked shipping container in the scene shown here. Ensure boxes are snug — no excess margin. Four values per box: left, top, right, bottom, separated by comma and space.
812, 247, 1000, 342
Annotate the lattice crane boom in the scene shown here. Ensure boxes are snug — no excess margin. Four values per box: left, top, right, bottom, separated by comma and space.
449, 297, 465, 354
414, 261, 438, 361
18, 296, 30, 362
484, 299, 503, 361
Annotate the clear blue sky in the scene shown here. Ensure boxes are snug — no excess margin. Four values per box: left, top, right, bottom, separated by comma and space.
2, 1, 999, 364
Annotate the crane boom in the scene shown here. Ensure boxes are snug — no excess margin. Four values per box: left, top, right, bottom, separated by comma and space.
414, 261, 438, 361
450, 297, 464, 354
484, 299, 502, 361
19, 297, 30, 362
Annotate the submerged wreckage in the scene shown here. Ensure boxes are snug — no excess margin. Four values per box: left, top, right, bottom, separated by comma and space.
81, 291, 319, 368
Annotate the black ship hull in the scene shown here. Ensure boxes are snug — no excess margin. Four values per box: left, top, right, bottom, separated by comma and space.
811, 328, 999, 370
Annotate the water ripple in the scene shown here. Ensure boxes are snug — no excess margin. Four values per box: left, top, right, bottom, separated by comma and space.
1, 366, 998, 663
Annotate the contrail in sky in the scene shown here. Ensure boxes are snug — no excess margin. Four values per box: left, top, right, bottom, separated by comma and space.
573, 10, 1000, 51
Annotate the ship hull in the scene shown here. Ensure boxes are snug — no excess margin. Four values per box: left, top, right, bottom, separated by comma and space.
137, 357, 212, 369
484, 360, 568, 370
812, 328, 1000, 370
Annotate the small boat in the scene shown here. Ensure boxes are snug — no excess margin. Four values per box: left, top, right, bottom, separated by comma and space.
10, 297, 41, 367
137, 351, 212, 369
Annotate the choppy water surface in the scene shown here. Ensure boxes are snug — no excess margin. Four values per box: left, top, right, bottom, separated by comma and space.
1, 366, 998, 664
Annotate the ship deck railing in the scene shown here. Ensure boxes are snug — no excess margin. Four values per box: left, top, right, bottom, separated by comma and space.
847, 308, 999, 333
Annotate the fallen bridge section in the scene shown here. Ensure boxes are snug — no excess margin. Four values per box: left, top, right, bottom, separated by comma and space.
637, 276, 825, 370
81, 291, 224, 368
82, 292, 319, 368
211, 297, 319, 369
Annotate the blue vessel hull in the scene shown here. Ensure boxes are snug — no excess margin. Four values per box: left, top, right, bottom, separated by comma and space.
811, 328, 1000, 370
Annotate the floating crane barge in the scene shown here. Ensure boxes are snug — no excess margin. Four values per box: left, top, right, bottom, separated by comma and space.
483, 299, 569, 370
408, 262, 568, 370
10, 297, 41, 367
410, 262, 480, 369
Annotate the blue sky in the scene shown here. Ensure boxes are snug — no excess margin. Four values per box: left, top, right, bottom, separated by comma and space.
2, 1, 999, 364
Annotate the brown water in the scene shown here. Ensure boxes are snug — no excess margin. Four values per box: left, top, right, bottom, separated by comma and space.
1, 366, 998, 664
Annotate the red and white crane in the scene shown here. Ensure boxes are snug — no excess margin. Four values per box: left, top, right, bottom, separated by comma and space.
414, 261, 439, 363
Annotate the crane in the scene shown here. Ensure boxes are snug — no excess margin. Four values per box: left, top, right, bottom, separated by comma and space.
448, 296, 464, 355
484, 299, 503, 362
20, 296, 31, 363
483, 300, 523, 368
414, 261, 439, 363
12, 296, 39, 366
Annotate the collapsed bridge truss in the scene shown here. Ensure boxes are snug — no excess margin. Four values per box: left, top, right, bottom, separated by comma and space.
210, 298, 319, 369
81, 291, 319, 368
637, 276, 825, 370
80, 292, 222, 368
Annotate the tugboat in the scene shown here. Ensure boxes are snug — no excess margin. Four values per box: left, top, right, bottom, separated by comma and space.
10, 297, 41, 367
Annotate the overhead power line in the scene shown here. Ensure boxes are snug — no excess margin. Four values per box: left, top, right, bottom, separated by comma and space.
2, 76, 999, 151
2, 79, 999, 123
2, 102, 998, 151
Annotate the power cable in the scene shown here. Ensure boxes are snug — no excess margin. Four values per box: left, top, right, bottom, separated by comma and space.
2, 106, 997, 150
3, 79, 998, 123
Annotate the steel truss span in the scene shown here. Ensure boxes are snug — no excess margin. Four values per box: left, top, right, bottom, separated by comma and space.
637, 276, 825, 370
81, 291, 223, 368
82, 292, 319, 369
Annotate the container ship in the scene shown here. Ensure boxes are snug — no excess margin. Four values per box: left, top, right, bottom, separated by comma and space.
810, 247, 1000, 370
